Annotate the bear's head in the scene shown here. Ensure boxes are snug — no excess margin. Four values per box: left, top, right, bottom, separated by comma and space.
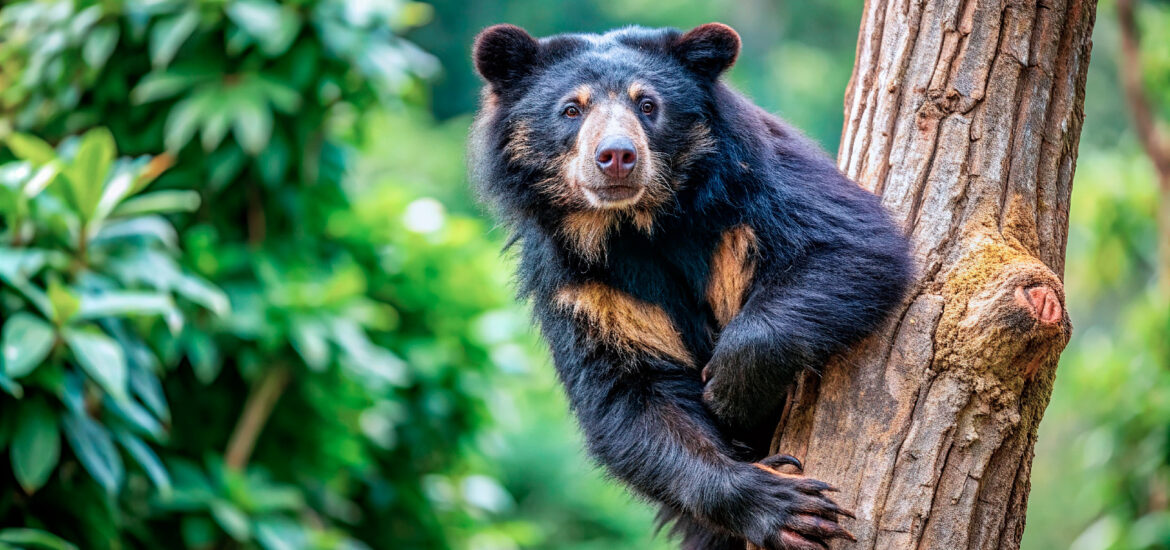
470, 23, 741, 258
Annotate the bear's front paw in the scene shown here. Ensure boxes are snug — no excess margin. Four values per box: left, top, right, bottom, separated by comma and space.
701, 356, 758, 432
738, 462, 856, 550
700, 329, 786, 435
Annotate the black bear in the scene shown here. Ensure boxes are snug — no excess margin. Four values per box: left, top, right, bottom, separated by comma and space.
469, 22, 912, 550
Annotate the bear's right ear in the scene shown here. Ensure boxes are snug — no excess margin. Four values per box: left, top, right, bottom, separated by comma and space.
673, 23, 741, 80
473, 24, 540, 90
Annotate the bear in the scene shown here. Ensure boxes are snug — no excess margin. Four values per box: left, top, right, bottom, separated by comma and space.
469, 22, 912, 550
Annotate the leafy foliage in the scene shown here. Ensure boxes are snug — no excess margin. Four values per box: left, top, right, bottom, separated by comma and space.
0, 1, 526, 549
0, 127, 204, 499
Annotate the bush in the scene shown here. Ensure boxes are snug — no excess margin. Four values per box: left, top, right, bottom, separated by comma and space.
0, 2, 529, 549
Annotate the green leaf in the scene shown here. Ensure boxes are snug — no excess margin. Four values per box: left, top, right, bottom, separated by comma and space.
115, 430, 172, 495
105, 396, 164, 441
254, 518, 303, 550
185, 331, 220, 384
291, 318, 329, 371
68, 6, 102, 38
59, 374, 86, 417
0, 198, 18, 232
200, 107, 232, 151
226, 0, 300, 56
0, 373, 23, 398
93, 167, 134, 222
149, 9, 200, 69
164, 95, 213, 152
256, 77, 301, 113
0, 529, 78, 550
10, 400, 60, 493
62, 413, 124, 494
91, 216, 178, 248
18, 285, 55, 323
63, 328, 128, 401
46, 279, 80, 324
83, 25, 119, 70
0, 161, 27, 189
161, 460, 215, 511
209, 500, 252, 541
132, 70, 212, 105
77, 291, 176, 320
62, 128, 116, 221
110, 190, 201, 218
0, 249, 54, 319
398, 1, 435, 27
332, 321, 407, 387
2, 312, 56, 378
207, 146, 246, 191
232, 98, 273, 155
256, 133, 288, 186
247, 485, 303, 513
0, 247, 48, 282
5, 134, 57, 165
175, 274, 230, 317
226, 0, 282, 37
23, 163, 60, 198
128, 365, 169, 423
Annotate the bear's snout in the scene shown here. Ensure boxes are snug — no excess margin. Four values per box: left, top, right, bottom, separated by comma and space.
595, 136, 638, 179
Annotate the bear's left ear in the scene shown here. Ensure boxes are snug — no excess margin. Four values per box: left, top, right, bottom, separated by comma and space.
673, 23, 741, 79
474, 24, 540, 90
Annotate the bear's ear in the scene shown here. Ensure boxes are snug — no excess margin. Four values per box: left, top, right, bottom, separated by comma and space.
673, 23, 741, 79
474, 24, 540, 90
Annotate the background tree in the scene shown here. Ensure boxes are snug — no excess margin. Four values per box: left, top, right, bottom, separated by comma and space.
1118, 0, 1170, 290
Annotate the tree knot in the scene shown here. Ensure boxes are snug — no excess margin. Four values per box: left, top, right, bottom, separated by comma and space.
936, 238, 1072, 384
1015, 285, 1062, 325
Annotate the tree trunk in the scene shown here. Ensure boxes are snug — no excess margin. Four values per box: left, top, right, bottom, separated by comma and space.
763, 1, 1096, 548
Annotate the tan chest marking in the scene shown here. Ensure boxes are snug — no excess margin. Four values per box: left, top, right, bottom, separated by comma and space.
554, 282, 693, 365
559, 210, 655, 262
707, 225, 758, 327
560, 211, 618, 263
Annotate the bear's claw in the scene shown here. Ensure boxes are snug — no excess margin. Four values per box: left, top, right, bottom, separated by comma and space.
760, 453, 803, 473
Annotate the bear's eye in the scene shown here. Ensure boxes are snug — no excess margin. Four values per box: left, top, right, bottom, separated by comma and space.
564, 105, 581, 118
640, 99, 655, 115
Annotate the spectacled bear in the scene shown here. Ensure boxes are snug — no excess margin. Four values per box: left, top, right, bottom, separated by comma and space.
469, 22, 912, 550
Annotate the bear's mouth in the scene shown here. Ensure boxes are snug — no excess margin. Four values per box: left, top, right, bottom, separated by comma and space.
581, 184, 644, 207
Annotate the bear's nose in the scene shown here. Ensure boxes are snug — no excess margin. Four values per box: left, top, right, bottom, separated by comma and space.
595, 136, 638, 179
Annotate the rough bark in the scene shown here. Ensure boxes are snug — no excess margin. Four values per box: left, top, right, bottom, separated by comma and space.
763, 1, 1096, 549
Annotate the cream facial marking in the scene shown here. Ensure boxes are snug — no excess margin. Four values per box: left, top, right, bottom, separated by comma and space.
548, 84, 685, 259
572, 98, 650, 208
628, 81, 646, 102
572, 85, 592, 108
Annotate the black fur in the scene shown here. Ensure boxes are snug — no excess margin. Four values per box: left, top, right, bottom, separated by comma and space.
470, 24, 912, 550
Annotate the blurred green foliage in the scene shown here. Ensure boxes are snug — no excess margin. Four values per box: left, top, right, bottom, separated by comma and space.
0, 1, 529, 549
0, 0, 1167, 549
